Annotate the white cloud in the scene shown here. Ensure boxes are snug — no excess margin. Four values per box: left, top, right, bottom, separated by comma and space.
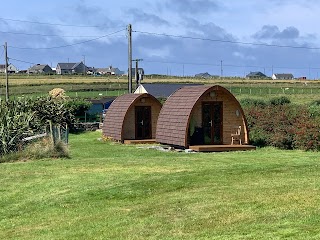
233, 52, 256, 61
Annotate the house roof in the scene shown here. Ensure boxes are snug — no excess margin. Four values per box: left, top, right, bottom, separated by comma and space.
195, 72, 212, 78
246, 71, 266, 77
57, 63, 78, 70
134, 83, 202, 98
87, 97, 116, 104
274, 73, 294, 78
28, 64, 51, 71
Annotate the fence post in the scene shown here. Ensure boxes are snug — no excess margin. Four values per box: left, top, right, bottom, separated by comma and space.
49, 120, 55, 146
57, 124, 61, 141
65, 124, 69, 144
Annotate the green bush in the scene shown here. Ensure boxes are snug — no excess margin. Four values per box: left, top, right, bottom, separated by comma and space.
0, 97, 88, 158
240, 98, 267, 107
0, 99, 35, 155
244, 102, 320, 151
269, 96, 291, 106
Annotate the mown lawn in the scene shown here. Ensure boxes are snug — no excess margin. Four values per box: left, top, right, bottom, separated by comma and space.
1, 131, 320, 239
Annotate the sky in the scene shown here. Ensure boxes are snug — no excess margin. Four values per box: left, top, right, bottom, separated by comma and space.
1, 0, 320, 78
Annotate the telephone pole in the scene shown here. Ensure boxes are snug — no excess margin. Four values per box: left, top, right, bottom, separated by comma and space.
82, 55, 86, 75
220, 60, 223, 79
128, 24, 132, 93
5, 42, 9, 101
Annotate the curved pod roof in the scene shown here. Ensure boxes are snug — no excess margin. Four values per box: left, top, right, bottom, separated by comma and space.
156, 85, 249, 148
103, 93, 161, 141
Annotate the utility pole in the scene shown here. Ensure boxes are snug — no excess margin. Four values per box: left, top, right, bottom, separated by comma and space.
183, 64, 185, 77
5, 42, 9, 101
132, 59, 143, 89
128, 24, 132, 93
82, 55, 86, 75
220, 60, 223, 79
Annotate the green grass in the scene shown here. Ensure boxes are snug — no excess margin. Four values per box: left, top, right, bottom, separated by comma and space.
1, 132, 320, 239
2, 75, 320, 104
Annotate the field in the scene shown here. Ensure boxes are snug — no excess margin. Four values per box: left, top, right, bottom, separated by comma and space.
1, 131, 320, 239
1, 74, 320, 104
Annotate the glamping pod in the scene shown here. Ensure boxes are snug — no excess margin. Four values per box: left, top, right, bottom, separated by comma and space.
102, 93, 162, 142
156, 85, 254, 151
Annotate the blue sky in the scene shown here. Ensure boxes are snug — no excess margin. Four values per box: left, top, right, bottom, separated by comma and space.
1, 0, 320, 78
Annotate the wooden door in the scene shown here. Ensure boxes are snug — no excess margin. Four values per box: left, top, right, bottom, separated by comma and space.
202, 102, 223, 144
135, 106, 152, 139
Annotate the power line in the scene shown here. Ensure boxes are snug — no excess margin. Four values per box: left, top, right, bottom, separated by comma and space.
8, 57, 36, 65
0, 47, 4, 59
134, 30, 320, 50
143, 59, 217, 66
0, 30, 123, 38
143, 59, 320, 70
0, 17, 126, 29
8, 29, 126, 50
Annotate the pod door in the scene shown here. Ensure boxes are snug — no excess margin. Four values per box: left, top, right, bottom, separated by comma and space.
202, 102, 223, 145
135, 106, 152, 139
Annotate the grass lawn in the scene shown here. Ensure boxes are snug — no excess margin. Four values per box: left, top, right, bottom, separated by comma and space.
1, 132, 320, 239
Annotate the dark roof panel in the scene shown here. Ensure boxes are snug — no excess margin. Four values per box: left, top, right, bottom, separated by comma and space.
139, 83, 202, 98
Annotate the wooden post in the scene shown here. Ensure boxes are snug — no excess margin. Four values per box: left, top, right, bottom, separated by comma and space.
128, 24, 132, 93
49, 120, 55, 146
5, 42, 9, 101
57, 124, 61, 141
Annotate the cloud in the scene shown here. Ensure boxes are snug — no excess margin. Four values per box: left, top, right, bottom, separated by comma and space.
126, 9, 170, 26
181, 17, 236, 41
233, 52, 256, 61
253, 25, 300, 40
138, 46, 171, 58
165, 0, 220, 14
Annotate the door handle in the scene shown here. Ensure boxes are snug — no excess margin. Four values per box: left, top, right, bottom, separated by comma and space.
209, 120, 212, 127
140, 120, 144, 126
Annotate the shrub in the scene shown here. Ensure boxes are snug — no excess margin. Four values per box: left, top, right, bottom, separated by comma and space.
269, 96, 291, 106
243, 102, 320, 151
0, 96, 87, 158
240, 98, 267, 107
0, 99, 35, 155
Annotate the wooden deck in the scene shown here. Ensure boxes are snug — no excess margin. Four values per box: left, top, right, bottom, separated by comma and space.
189, 145, 256, 152
124, 139, 157, 144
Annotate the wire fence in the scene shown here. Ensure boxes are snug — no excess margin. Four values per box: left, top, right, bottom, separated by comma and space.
227, 86, 320, 96
0, 121, 69, 157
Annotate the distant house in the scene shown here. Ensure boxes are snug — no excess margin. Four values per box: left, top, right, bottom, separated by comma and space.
246, 72, 267, 79
272, 73, 294, 80
56, 62, 87, 75
195, 72, 212, 78
134, 83, 202, 98
28, 64, 53, 74
0, 63, 18, 73
96, 66, 124, 76
87, 97, 116, 115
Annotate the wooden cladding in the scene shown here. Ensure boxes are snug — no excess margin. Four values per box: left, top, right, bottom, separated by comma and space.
156, 85, 249, 148
102, 93, 161, 142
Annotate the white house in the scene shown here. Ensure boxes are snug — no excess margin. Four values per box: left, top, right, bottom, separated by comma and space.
0, 63, 18, 73
272, 73, 294, 80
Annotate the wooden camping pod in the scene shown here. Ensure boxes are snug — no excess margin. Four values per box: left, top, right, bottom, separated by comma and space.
156, 85, 250, 148
102, 93, 162, 142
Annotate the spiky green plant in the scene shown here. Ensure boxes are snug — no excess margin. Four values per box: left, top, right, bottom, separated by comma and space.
0, 99, 35, 155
